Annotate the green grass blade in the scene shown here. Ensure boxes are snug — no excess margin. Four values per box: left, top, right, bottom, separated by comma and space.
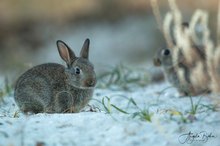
111, 104, 129, 114
102, 96, 111, 113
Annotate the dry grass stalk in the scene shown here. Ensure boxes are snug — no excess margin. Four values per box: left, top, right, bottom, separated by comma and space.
163, 12, 174, 48
151, 0, 213, 96
150, 0, 163, 32
151, 0, 175, 48
168, 0, 210, 95
217, 0, 220, 46
151, 0, 220, 107
189, 10, 208, 45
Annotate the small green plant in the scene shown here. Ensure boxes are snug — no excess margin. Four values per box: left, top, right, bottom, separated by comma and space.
97, 64, 150, 90
199, 103, 219, 112
102, 96, 111, 114
101, 96, 153, 122
168, 96, 219, 123
184, 96, 203, 122
132, 109, 152, 122
0, 77, 13, 102
13, 111, 20, 118
127, 97, 153, 122
101, 96, 129, 114
168, 110, 189, 123
0, 90, 3, 102
189, 96, 202, 115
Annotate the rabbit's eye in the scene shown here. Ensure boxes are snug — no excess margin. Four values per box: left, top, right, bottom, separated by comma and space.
75, 67, 81, 74
162, 49, 170, 56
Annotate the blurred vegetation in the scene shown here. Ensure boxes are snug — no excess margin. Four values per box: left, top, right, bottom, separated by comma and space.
0, 0, 149, 74
97, 64, 150, 91
100, 96, 153, 122
98, 94, 219, 123
0, 77, 13, 102
0, 0, 219, 76
0, 0, 149, 50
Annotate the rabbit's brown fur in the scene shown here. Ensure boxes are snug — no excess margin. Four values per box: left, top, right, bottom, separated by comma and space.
14, 39, 96, 113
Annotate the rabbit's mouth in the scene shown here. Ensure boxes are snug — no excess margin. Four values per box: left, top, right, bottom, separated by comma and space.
72, 85, 94, 90
68, 77, 96, 89
84, 78, 96, 87
68, 82, 95, 90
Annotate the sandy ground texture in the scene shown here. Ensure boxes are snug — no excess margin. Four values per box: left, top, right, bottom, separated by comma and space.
0, 82, 220, 146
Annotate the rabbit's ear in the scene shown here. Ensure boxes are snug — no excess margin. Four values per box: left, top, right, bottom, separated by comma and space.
57, 40, 76, 66
80, 38, 90, 59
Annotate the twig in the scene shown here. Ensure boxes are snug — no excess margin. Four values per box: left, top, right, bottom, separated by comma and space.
150, 0, 163, 32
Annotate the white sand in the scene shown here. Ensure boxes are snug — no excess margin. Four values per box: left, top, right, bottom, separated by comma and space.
0, 82, 220, 146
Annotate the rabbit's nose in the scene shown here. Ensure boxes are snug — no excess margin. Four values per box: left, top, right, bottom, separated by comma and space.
85, 78, 96, 87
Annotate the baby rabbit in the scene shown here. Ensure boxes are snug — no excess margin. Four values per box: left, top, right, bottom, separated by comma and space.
153, 47, 192, 95
14, 39, 96, 113
154, 46, 210, 96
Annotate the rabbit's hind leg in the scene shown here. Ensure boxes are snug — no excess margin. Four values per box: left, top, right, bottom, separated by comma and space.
19, 100, 44, 114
